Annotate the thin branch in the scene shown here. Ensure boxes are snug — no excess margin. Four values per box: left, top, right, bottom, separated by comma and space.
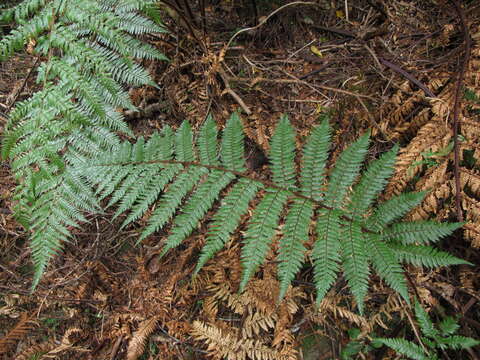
378, 58, 436, 98
404, 304, 429, 354
449, 0, 472, 223
5, 57, 40, 113
218, 70, 252, 115
233, 76, 375, 100
221, 1, 319, 57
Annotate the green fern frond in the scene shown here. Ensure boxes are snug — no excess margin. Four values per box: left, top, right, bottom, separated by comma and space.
175, 121, 195, 162
383, 221, 463, 245
0, 0, 48, 23
0, 4, 53, 60
278, 198, 312, 300
435, 336, 480, 350
375, 338, 429, 360
158, 119, 237, 254
194, 115, 253, 273
70, 113, 471, 310
392, 244, 470, 267
299, 117, 330, 201
195, 178, 261, 274
367, 191, 426, 231
139, 167, 208, 242
269, 114, 297, 188
220, 112, 246, 172
323, 131, 370, 207
240, 189, 289, 291
341, 222, 370, 314
116, 12, 166, 35
110, 138, 164, 214
1, 0, 168, 288
376, 300, 479, 359
115, 0, 160, 13
370, 235, 409, 303
198, 115, 219, 166
415, 301, 438, 338
161, 171, 236, 256
438, 317, 459, 336
312, 209, 342, 304
120, 132, 180, 228
29, 166, 100, 289
348, 145, 398, 217
240, 115, 296, 291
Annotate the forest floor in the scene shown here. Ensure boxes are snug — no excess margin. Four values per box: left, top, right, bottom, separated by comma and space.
1, 1, 480, 359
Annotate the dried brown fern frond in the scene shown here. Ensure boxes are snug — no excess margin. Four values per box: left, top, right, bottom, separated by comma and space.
462, 194, 480, 248
0, 313, 36, 355
47, 327, 88, 356
242, 311, 278, 338
382, 31, 480, 247
386, 120, 452, 197
14, 340, 56, 360
127, 316, 160, 360
311, 295, 368, 331
196, 253, 302, 360
107, 313, 142, 339
367, 294, 405, 331
378, 81, 425, 140
191, 321, 296, 360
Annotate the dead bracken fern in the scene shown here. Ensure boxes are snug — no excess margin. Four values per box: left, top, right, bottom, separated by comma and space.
191, 321, 297, 360
14, 340, 56, 360
385, 46, 480, 247
126, 316, 160, 360
194, 249, 301, 360
383, 31, 480, 248
0, 312, 36, 355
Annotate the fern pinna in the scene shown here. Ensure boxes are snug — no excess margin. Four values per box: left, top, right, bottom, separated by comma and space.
0, 0, 167, 288
76, 113, 467, 312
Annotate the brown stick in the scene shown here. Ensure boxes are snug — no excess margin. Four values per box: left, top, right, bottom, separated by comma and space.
449, 0, 472, 223
109, 336, 123, 360
218, 70, 252, 115
181, 0, 198, 28
5, 57, 40, 113
235, 76, 375, 100
199, 0, 206, 34
378, 57, 436, 98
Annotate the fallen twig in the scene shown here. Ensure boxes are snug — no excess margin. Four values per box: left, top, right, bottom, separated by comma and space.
233, 76, 375, 100
221, 1, 319, 58
378, 57, 436, 98
5, 56, 39, 113
109, 336, 123, 360
218, 70, 252, 115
